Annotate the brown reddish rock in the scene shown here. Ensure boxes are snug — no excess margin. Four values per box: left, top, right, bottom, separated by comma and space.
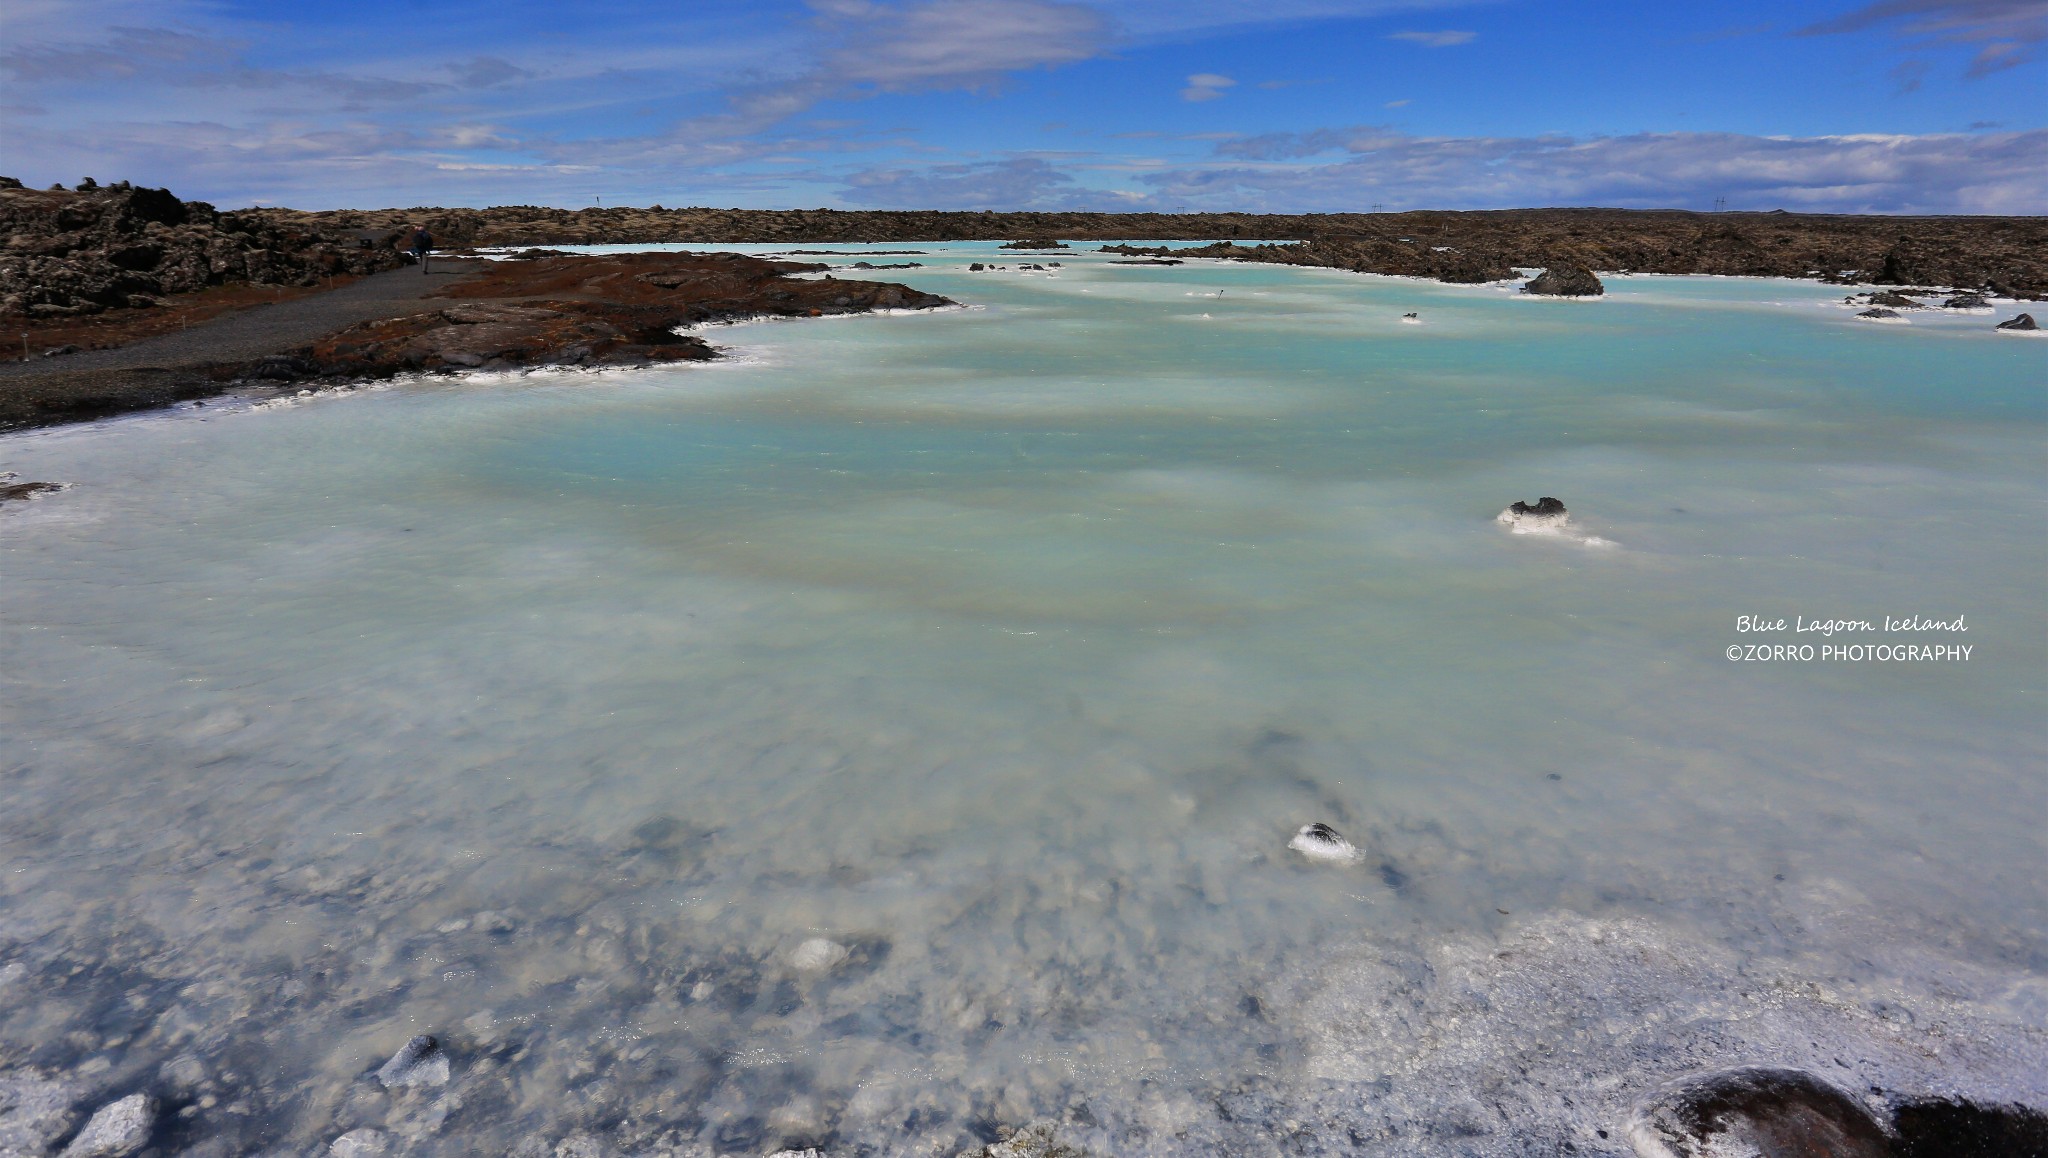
1525, 261, 1606, 296
283, 250, 952, 379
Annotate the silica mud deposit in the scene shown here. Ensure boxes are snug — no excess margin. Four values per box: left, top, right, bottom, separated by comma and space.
2, 245, 2043, 1156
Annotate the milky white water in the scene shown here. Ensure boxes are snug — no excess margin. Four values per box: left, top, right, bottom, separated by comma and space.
2, 244, 2043, 1156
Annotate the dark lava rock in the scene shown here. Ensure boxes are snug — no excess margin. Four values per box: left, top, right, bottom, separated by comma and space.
1858, 308, 1902, 320
1627, 1067, 1889, 1158
1110, 258, 1183, 265
1942, 293, 1988, 309
1, 480, 64, 502
1866, 289, 1923, 308
1525, 262, 1605, 296
1996, 312, 2038, 330
1891, 1097, 2048, 1158
1497, 496, 1570, 532
286, 251, 949, 380
1, 181, 404, 319
247, 355, 312, 381
1000, 238, 1067, 249
969, 262, 986, 272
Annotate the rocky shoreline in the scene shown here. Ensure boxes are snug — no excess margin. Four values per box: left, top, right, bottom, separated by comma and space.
2, 180, 405, 322
9, 179, 2044, 381
0, 251, 950, 430
278, 250, 950, 382
248, 204, 2048, 297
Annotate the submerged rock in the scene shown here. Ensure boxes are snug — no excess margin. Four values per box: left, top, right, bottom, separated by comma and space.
1996, 312, 2038, 331
1288, 822, 1360, 863
791, 938, 850, 974
0, 1071, 85, 1156
1626, 1067, 1888, 1158
59, 1093, 157, 1158
375, 1035, 450, 1089
1857, 308, 1903, 321
1866, 289, 1923, 308
329, 1127, 391, 1157
1496, 497, 1569, 533
975, 1125, 1090, 1157
1524, 262, 1605, 296
1942, 293, 1988, 309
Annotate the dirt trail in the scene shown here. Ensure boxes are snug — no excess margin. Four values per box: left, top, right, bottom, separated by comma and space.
0, 261, 485, 428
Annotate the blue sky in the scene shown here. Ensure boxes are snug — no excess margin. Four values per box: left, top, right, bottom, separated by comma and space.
3, 0, 2043, 211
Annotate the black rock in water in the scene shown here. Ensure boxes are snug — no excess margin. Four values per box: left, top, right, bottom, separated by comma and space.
1891, 1097, 2048, 1158
1628, 1067, 1889, 1158
1524, 262, 1605, 296
1867, 289, 1923, 308
1942, 293, 1988, 309
1497, 495, 1571, 533
1288, 822, 1359, 862
1858, 308, 1902, 319
1996, 312, 2038, 330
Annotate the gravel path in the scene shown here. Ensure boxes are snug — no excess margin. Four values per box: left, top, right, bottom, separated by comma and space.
0, 261, 484, 429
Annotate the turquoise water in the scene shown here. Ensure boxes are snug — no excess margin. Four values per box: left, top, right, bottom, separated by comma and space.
2, 245, 2043, 1154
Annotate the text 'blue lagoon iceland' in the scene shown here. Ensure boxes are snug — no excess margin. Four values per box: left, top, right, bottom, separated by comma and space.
2, 244, 2044, 1155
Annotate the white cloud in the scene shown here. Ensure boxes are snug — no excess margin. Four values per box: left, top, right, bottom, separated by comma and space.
1799, 0, 2048, 77
820, 128, 2048, 214
1388, 29, 1476, 46
1097, 0, 1494, 37
815, 0, 1109, 91
839, 156, 1100, 208
1181, 72, 1236, 100
1167, 127, 2048, 214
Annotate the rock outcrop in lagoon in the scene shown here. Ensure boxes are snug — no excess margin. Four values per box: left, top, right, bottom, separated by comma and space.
1525, 261, 1606, 296
1497, 496, 1570, 532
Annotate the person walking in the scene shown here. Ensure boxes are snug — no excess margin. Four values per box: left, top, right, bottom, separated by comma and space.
409, 226, 433, 274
